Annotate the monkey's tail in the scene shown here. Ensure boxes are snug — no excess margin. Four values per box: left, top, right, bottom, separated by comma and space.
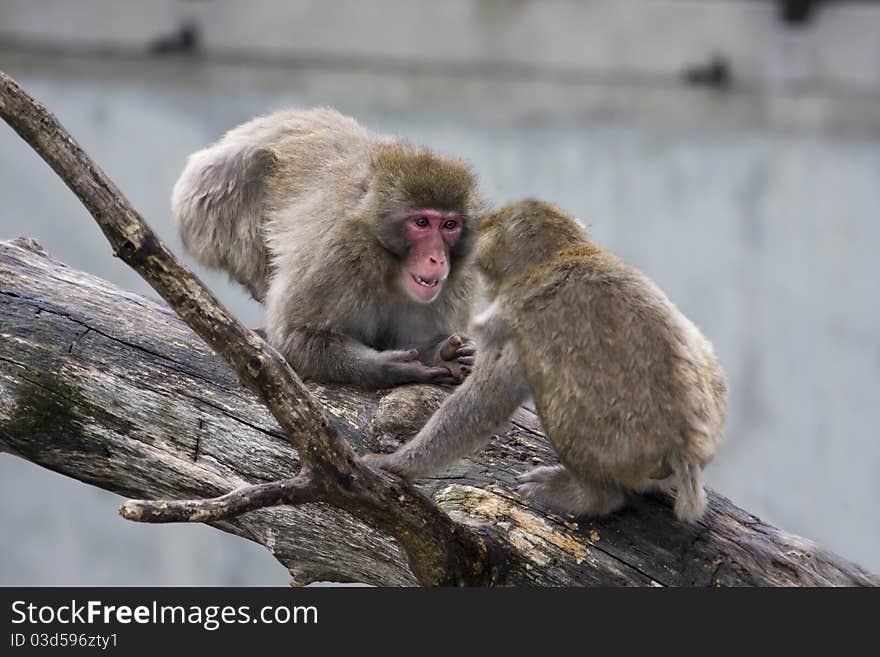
670, 455, 707, 523
171, 140, 275, 301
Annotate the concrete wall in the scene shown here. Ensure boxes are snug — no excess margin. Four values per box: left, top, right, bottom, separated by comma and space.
2, 0, 880, 93
0, 1, 878, 583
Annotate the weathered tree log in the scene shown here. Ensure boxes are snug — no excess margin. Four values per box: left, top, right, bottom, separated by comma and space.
1, 239, 876, 586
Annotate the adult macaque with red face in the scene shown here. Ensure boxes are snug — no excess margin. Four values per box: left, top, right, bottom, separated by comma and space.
172, 108, 481, 388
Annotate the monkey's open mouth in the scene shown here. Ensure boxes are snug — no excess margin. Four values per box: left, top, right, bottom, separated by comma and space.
411, 273, 439, 288
403, 270, 444, 302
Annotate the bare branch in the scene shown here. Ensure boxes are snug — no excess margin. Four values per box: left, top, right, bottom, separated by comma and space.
120, 474, 324, 523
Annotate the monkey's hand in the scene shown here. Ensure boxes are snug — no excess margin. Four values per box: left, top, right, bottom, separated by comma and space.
361, 452, 411, 478
435, 334, 476, 383
379, 349, 461, 386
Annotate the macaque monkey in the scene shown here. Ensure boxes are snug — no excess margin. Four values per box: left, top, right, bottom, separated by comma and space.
369, 199, 727, 522
171, 108, 481, 388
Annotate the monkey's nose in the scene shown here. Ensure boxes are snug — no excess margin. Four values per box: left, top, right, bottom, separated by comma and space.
425, 256, 448, 277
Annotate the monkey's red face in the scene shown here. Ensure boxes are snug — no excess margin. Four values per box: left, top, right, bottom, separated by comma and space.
400, 209, 463, 303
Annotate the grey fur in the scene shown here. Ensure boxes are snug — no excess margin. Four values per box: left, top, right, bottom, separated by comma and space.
371, 199, 727, 523
367, 337, 530, 476
172, 108, 482, 387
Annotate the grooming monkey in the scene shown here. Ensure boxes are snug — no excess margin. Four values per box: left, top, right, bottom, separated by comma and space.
369, 199, 727, 522
172, 108, 482, 387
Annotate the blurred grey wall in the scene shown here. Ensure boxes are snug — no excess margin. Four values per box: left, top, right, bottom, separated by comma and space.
1, 0, 878, 584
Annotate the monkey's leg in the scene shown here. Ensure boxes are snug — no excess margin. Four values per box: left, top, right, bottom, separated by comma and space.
366, 341, 529, 477
275, 327, 459, 388
517, 465, 627, 518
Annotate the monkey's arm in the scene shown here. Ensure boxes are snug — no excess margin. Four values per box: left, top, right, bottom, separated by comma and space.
367, 339, 530, 477
274, 327, 461, 389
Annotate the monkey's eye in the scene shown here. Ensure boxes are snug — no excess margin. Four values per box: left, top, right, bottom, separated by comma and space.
414, 217, 430, 228
443, 219, 458, 230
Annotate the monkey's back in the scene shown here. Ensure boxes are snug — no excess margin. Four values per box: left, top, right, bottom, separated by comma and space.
172, 107, 384, 301
500, 245, 726, 487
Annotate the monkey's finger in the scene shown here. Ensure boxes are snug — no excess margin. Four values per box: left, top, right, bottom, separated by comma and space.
438, 334, 465, 360
422, 366, 456, 378
423, 367, 461, 386
456, 346, 476, 357
457, 356, 475, 366
446, 335, 464, 348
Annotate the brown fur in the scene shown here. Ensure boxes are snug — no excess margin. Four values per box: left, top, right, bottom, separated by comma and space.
488, 200, 726, 519
371, 198, 726, 522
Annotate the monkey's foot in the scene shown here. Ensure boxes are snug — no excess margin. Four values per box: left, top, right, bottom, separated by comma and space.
437, 334, 476, 382
517, 465, 626, 517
